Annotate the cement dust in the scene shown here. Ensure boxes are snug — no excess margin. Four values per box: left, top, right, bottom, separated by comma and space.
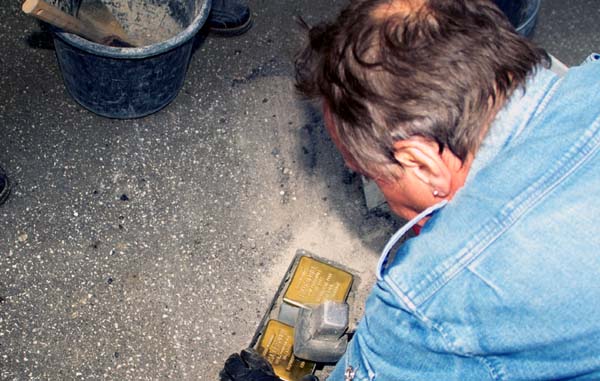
260, 216, 381, 326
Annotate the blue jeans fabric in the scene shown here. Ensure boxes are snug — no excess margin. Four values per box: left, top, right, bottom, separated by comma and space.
328, 55, 600, 380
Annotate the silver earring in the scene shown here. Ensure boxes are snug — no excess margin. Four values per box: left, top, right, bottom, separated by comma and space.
433, 189, 439, 197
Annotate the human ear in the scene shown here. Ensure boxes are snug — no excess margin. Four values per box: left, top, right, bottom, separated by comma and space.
392, 137, 452, 197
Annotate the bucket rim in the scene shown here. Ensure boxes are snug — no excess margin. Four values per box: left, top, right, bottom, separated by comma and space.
52, 0, 211, 59
515, 0, 541, 35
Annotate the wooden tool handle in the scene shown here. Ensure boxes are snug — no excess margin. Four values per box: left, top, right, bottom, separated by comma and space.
22, 0, 106, 44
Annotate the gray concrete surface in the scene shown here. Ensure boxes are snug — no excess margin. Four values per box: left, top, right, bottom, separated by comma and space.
1, 0, 598, 380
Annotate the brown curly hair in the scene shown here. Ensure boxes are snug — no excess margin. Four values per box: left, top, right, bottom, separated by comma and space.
295, 0, 548, 179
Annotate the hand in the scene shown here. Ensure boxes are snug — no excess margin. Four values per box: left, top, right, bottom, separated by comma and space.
219, 348, 319, 381
220, 348, 280, 381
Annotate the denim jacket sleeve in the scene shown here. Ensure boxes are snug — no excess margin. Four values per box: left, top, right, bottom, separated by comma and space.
327, 280, 495, 381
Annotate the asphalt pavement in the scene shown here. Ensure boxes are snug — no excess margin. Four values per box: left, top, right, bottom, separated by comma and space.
1, 0, 598, 380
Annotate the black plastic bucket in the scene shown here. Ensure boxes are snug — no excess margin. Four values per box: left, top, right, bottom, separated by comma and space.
493, 0, 541, 37
50, 0, 210, 118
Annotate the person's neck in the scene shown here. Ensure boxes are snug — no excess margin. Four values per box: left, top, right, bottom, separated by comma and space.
446, 95, 507, 199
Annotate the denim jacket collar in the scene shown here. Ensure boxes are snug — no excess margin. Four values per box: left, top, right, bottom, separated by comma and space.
467, 67, 560, 182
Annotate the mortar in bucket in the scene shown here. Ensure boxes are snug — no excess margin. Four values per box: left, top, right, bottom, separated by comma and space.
49, 0, 210, 118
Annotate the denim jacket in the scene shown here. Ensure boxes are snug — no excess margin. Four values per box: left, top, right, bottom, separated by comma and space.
329, 56, 600, 381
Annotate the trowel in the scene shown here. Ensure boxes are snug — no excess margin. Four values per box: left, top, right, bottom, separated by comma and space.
22, 0, 138, 47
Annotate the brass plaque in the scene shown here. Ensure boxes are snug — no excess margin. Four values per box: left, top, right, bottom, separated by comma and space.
284, 256, 353, 308
256, 320, 316, 381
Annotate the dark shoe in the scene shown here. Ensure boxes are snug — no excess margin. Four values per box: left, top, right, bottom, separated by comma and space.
208, 0, 253, 36
0, 167, 10, 206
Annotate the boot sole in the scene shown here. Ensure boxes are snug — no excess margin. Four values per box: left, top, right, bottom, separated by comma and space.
209, 15, 253, 37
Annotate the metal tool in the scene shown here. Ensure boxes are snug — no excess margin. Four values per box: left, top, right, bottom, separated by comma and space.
293, 301, 349, 363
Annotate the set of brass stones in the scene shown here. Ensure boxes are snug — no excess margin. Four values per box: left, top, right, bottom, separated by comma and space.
256, 256, 353, 380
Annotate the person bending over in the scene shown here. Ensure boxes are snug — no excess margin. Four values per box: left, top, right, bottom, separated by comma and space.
224, 0, 600, 379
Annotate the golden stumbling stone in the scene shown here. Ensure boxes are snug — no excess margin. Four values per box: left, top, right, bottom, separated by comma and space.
257, 320, 316, 381
284, 256, 353, 308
